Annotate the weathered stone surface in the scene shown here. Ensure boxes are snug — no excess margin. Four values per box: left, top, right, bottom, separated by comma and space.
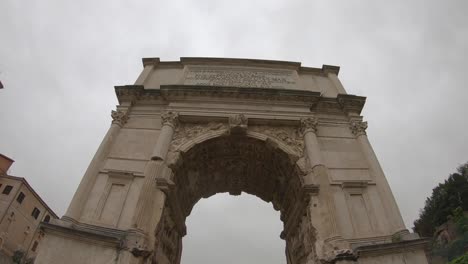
37, 57, 429, 264
184, 66, 297, 89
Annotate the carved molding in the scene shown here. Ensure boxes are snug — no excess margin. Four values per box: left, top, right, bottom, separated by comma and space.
153, 207, 182, 264
250, 125, 304, 156
341, 181, 369, 195
229, 114, 248, 134
286, 204, 319, 264
111, 110, 129, 126
169, 123, 305, 160
114, 85, 322, 105
350, 120, 368, 137
337, 94, 367, 115
300, 117, 318, 135
161, 111, 179, 129
169, 122, 228, 153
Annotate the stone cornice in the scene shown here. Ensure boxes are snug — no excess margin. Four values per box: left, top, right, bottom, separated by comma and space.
142, 57, 160, 67
355, 238, 430, 258
140, 57, 340, 75
40, 222, 124, 248
115, 85, 323, 104
115, 85, 367, 115
337, 94, 366, 115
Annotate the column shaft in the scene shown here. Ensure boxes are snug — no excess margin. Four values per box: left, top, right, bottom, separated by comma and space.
304, 131, 323, 167
301, 117, 340, 241
151, 125, 175, 160
132, 111, 178, 232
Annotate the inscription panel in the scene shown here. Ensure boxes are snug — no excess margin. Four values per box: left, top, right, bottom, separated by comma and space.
184, 66, 297, 89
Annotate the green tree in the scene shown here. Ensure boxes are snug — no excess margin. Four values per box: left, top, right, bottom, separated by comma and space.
12, 250, 24, 264
448, 252, 468, 264
413, 162, 468, 237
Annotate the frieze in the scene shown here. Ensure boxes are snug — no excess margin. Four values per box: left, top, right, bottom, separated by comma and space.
184, 66, 297, 89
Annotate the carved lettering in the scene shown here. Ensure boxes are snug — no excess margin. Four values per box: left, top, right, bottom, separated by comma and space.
184, 66, 296, 89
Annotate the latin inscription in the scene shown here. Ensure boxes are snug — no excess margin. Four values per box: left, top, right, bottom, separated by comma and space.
184, 66, 297, 89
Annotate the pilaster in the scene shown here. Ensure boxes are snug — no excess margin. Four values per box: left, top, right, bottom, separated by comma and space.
300, 117, 346, 259
349, 120, 407, 234
131, 111, 179, 241
63, 107, 129, 222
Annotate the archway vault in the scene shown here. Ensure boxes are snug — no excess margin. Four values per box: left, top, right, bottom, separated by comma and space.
153, 131, 319, 264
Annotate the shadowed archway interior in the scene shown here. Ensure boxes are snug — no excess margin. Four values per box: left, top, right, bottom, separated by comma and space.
181, 193, 285, 264
152, 135, 317, 264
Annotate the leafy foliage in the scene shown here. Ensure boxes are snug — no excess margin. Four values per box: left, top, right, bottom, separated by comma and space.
432, 231, 468, 261
413, 162, 468, 237
12, 250, 24, 264
448, 252, 468, 264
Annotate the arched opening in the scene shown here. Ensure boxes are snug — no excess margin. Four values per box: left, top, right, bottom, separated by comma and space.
153, 134, 317, 264
43, 215, 51, 223
181, 193, 285, 264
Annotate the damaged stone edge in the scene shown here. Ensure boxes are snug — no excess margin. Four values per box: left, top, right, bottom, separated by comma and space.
40, 221, 125, 249
324, 238, 430, 263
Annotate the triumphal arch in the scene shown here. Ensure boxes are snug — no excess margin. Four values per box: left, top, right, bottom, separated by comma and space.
36, 58, 429, 263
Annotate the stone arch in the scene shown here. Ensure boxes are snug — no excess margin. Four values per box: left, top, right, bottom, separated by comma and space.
167, 123, 308, 177
154, 130, 318, 264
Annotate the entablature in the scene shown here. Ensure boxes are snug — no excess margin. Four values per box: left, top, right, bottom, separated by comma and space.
115, 85, 366, 115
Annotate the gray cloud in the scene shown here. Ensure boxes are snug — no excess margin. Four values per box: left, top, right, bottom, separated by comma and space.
1, 0, 467, 263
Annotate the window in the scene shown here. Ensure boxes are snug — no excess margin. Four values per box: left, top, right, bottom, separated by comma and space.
16, 192, 25, 204
43, 215, 51, 223
2, 185, 13, 195
31, 241, 38, 252
31, 207, 41, 219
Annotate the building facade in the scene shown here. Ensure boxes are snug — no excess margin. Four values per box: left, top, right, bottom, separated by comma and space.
0, 154, 58, 263
36, 58, 428, 263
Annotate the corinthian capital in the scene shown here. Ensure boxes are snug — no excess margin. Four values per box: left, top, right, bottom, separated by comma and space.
300, 117, 318, 135
161, 111, 179, 128
111, 110, 129, 126
350, 120, 368, 137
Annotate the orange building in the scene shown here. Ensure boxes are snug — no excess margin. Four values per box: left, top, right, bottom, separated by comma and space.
0, 154, 58, 263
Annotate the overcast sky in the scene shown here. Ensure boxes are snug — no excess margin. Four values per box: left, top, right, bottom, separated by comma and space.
1, 1, 467, 263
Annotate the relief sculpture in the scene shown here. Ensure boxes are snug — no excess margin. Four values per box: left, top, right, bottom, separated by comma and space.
250, 125, 304, 156
169, 122, 228, 152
